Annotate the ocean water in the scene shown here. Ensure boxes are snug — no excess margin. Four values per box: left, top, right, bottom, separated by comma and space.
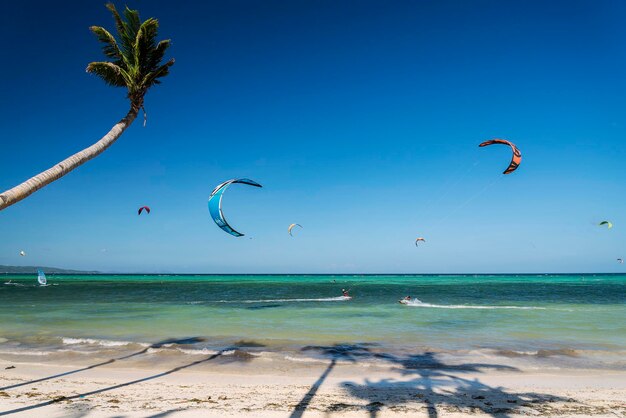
0, 274, 624, 370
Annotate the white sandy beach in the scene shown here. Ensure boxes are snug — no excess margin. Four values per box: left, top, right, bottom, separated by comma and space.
1, 357, 625, 417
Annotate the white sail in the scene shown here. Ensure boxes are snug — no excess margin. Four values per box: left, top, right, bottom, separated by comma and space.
37, 269, 47, 286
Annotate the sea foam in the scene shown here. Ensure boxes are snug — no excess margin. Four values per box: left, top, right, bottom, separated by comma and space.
61, 337, 149, 347
401, 300, 547, 310
214, 296, 351, 303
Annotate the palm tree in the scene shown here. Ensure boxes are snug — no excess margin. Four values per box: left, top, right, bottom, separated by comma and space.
0, 3, 174, 211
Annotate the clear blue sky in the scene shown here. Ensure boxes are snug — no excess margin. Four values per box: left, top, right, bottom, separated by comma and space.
1, 0, 625, 273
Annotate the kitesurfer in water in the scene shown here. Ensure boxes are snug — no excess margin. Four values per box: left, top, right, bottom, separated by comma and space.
399, 295, 418, 304
342, 288, 350, 297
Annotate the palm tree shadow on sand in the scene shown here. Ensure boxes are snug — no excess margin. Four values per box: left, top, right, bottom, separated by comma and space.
289, 343, 375, 418
287, 344, 569, 418
0, 337, 206, 391
339, 351, 568, 418
0, 340, 264, 417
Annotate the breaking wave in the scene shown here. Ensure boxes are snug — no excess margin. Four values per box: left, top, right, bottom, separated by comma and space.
62, 337, 149, 347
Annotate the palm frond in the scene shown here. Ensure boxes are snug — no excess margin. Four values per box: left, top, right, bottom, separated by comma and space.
141, 58, 175, 88
147, 39, 171, 70
89, 26, 122, 62
105, 3, 135, 59
123, 6, 141, 40
86, 62, 128, 87
104, 4, 127, 45
135, 18, 159, 72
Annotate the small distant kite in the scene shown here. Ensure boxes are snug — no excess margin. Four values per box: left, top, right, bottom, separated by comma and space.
288, 223, 303, 236
415, 238, 426, 247
618, 258, 624, 264
19, 250, 26, 257
599, 221, 613, 229
208, 178, 262, 237
479, 139, 522, 174
138, 206, 151, 215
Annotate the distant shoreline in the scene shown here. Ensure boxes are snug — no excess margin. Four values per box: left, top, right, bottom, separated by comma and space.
2, 270, 625, 276
0, 265, 98, 274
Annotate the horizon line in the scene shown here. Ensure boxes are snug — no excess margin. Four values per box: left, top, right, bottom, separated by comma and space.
3, 271, 625, 276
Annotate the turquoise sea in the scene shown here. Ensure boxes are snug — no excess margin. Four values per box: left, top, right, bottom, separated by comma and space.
1, 274, 625, 370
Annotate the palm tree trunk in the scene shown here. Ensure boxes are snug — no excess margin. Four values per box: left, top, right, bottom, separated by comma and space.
0, 107, 138, 211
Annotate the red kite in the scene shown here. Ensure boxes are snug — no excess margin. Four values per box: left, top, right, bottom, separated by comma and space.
479, 139, 522, 174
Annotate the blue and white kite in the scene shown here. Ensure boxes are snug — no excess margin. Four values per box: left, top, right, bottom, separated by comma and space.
208, 178, 262, 237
